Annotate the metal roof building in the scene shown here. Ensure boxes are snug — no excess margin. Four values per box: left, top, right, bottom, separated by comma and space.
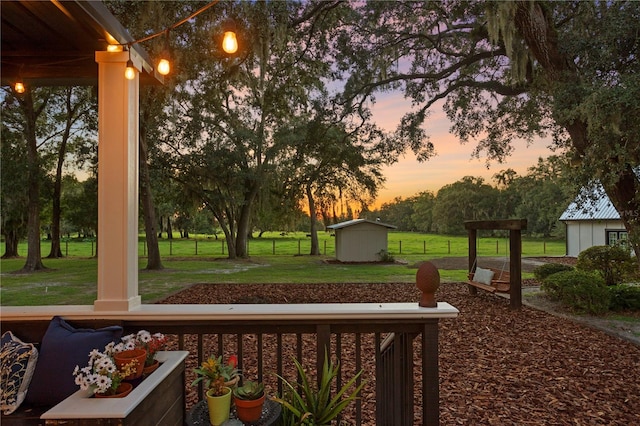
559, 189, 627, 257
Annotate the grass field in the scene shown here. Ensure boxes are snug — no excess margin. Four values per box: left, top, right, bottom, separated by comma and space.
1, 232, 565, 306
14, 231, 563, 258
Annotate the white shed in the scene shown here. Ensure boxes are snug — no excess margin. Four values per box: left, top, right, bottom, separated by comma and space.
327, 219, 397, 262
559, 191, 628, 257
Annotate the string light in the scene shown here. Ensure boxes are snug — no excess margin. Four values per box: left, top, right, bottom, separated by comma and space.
14, 81, 25, 94
157, 55, 171, 76
14, 65, 25, 93
117, 2, 237, 78
157, 32, 171, 76
222, 19, 238, 54
125, 49, 136, 80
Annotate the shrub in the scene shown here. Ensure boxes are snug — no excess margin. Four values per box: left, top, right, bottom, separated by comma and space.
576, 245, 636, 286
609, 285, 640, 311
533, 263, 574, 281
542, 270, 610, 314
377, 249, 395, 263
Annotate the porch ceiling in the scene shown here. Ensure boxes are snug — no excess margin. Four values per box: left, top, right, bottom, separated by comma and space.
1, 0, 161, 87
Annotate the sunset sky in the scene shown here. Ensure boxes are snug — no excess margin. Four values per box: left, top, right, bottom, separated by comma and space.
369, 92, 553, 207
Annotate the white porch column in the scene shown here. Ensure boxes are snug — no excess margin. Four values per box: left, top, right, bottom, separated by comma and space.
94, 50, 141, 311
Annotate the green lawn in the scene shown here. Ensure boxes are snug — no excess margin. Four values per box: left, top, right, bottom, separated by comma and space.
21, 231, 565, 258
1, 232, 564, 306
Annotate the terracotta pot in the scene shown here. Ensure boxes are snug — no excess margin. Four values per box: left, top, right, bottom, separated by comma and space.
95, 382, 133, 398
234, 394, 266, 423
114, 349, 146, 380
143, 359, 160, 376
206, 387, 232, 426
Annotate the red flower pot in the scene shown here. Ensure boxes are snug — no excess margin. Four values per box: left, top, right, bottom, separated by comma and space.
114, 349, 146, 380
234, 394, 266, 423
143, 359, 160, 376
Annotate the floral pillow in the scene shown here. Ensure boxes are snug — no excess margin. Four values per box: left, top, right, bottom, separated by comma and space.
1, 331, 39, 415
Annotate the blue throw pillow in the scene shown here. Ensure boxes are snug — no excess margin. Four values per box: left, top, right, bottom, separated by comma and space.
25, 316, 122, 407
1, 331, 39, 414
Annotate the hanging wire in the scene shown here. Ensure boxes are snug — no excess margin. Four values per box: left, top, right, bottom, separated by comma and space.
125, 0, 221, 48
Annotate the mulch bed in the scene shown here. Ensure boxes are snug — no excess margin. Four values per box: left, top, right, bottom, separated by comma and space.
160, 279, 640, 425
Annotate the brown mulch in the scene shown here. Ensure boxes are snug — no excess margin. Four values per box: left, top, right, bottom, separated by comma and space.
160, 278, 640, 425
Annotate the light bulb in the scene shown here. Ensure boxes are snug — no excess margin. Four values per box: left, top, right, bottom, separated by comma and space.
222, 31, 238, 54
157, 58, 170, 76
125, 60, 136, 80
14, 81, 25, 94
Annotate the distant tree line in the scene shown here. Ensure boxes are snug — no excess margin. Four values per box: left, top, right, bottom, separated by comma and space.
362, 156, 576, 237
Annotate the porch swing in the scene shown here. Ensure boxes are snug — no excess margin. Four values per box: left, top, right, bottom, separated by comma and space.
464, 219, 527, 309
467, 239, 511, 293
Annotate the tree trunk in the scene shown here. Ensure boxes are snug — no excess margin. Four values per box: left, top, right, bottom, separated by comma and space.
47, 195, 63, 258
306, 184, 320, 255
234, 182, 260, 258
514, 1, 640, 263
139, 132, 163, 270
47, 128, 67, 259
167, 217, 173, 239
235, 203, 252, 258
20, 90, 46, 272
603, 167, 640, 263
2, 230, 20, 258
215, 217, 237, 259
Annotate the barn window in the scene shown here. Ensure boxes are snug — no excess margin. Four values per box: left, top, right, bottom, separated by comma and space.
606, 229, 628, 249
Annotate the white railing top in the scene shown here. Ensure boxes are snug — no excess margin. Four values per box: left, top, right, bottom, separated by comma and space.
1, 302, 458, 321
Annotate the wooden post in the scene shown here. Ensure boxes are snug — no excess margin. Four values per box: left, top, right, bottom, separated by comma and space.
510, 229, 522, 310
464, 219, 527, 309
468, 229, 477, 295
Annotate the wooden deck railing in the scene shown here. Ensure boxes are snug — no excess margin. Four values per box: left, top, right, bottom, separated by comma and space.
1, 302, 457, 426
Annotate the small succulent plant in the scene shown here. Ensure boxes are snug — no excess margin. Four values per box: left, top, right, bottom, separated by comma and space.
233, 380, 265, 400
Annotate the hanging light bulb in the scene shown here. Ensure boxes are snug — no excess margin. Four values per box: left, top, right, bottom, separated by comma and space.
157, 31, 171, 75
222, 19, 238, 54
125, 49, 136, 80
14, 81, 25, 94
157, 53, 171, 76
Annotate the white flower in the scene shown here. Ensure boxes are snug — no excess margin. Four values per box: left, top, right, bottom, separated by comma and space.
95, 375, 112, 393
121, 333, 135, 343
123, 340, 136, 350
95, 358, 111, 371
137, 330, 152, 343
79, 377, 90, 391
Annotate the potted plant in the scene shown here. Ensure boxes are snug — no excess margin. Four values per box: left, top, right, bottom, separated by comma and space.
273, 354, 364, 425
121, 330, 167, 374
73, 347, 139, 398
192, 354, 239, 426
233, 380, 266, 423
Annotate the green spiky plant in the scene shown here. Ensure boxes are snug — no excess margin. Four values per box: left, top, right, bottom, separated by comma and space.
273, 353, 365, 425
